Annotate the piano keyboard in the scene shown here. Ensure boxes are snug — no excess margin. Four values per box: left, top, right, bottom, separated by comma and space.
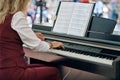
48, 49, 113, 65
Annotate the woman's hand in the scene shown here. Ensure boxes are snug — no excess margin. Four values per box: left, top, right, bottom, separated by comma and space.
35, 32, 45, 41
48, 41, 64, 49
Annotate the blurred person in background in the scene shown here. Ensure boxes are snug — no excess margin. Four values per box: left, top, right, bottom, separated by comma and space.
93, 0, 104, 17
27, 0, 36, 23
46, 0, 60, 24
80, 0, 89, 3
108, 0, 118, 20
34, 0, 49, 23
73, 0, 78, 2
115, 0, 120, 23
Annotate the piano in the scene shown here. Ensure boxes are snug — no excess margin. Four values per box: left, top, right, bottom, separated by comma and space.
25, 17, 120, 80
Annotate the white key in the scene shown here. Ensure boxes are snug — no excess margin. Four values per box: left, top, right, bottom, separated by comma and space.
48, 49, 113, 65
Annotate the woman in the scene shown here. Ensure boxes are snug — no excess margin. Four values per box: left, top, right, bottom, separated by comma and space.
0, 0, 64, 80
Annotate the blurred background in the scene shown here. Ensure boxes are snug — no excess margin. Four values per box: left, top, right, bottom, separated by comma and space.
27, 0, 120, 33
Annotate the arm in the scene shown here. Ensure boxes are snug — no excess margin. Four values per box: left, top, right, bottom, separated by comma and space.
11, 11, 50, 52
11, 11, 64, 52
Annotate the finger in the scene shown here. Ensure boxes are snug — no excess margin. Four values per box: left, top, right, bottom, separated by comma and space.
62, 45, 64, 49
60, 43, 64, 49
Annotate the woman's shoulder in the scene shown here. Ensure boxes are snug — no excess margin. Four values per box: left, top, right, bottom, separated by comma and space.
13, 11, 25, 18
11, 11, 26, 27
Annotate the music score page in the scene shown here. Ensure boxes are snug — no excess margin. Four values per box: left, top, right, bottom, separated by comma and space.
53, 2, 94, 36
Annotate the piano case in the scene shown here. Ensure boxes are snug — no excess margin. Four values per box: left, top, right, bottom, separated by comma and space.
87, 16, 120, 42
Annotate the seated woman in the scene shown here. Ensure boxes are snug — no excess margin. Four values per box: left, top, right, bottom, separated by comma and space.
0, 0, 64, 80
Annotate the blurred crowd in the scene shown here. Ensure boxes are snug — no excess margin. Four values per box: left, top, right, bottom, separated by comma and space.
27, 0, 120, 25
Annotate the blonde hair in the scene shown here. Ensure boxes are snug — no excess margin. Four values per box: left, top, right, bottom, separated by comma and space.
0, 0, 30, 23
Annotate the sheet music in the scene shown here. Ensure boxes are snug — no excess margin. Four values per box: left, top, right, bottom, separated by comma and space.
53, 2, 94, 36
